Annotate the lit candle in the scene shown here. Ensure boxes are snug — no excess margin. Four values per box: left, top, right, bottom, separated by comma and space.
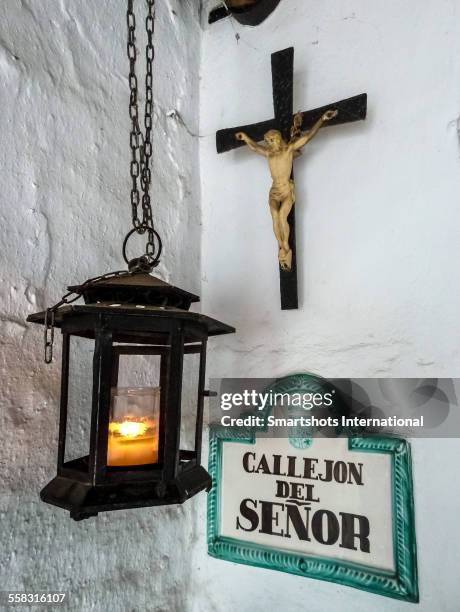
107, 387, 160, 467
107, 418, 158, 466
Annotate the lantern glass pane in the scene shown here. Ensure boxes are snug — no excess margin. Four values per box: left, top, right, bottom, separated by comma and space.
64, 336, 93, 464
108, 346, 165, 468
115, 350, 161, 388
180, 347, 201, 452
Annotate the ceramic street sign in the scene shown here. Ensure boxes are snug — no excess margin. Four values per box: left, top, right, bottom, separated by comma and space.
208, 432, 418, 602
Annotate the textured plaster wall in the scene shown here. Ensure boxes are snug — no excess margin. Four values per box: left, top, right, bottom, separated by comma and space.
2, 1, 460, 611
195, 1, 460, 611
0, 1, 202, 610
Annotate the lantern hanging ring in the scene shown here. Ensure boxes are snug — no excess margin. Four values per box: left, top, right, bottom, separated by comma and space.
122, 226, 162, 271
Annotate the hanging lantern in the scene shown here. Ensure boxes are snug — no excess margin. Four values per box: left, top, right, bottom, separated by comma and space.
28, 272, 233, 520
26, 0, 235, 519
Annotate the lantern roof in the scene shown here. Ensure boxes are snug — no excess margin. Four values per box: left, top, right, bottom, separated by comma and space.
27, 303, 234, 337
27, 271, 235, 338
68, 271, 200, 310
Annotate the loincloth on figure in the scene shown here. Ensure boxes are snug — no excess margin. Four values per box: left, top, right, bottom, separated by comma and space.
269, 179, 296, 205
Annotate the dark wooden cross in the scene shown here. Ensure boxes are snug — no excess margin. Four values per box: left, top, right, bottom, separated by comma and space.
216, 47, 367, 309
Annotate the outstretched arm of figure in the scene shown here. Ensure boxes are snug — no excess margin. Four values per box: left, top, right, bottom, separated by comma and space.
235, 132, 269, 156
290, 109, 338, 151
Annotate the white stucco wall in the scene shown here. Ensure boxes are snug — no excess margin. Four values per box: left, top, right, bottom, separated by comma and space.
0, 1, 202, 610
2, 1, 460, 611
195, 1, 460, 611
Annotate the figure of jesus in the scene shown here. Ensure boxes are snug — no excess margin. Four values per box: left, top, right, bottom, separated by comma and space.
236, 109, 338, 271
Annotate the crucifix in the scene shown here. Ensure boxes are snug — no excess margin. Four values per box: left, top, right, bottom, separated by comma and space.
216, 47, 367, 309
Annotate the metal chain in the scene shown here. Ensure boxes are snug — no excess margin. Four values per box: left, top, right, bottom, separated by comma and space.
127, 0, 160, 263
43, 270, 131, 363
43, 2, 160, 363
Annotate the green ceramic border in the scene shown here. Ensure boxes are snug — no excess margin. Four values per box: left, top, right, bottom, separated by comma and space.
207, 375, 419, 603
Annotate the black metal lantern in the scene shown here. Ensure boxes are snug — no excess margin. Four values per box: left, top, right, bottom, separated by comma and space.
27, 272, 234, 519
26, 2, 235, 520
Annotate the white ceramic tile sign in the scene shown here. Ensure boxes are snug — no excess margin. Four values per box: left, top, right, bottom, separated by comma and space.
208, 433, 418, 601
222, 437, 392, 568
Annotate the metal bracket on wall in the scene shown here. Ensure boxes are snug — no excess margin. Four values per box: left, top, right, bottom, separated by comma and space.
208, 4, 230, 24
208, 0, 281, 26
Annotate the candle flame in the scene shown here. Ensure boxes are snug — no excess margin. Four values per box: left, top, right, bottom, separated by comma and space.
109, 420, 148, 439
